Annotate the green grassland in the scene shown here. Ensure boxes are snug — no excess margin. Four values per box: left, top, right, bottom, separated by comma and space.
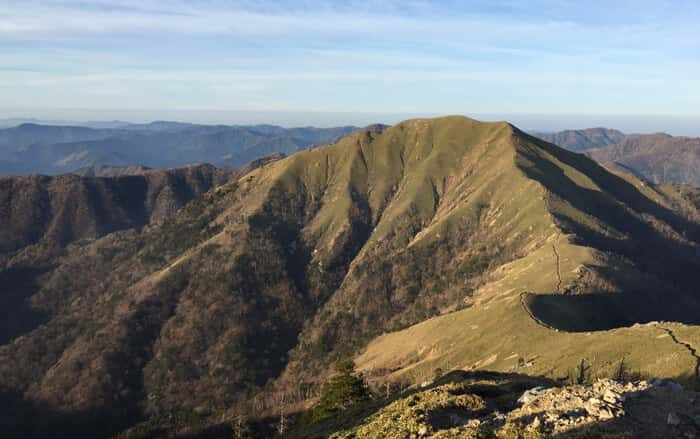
355, 119, 700, 391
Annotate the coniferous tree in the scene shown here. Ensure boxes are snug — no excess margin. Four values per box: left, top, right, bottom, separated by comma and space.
315, 359, 370, 418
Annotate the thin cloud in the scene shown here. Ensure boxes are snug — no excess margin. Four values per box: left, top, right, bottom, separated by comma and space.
1, 1, 698, 119
1, 0, 698, 57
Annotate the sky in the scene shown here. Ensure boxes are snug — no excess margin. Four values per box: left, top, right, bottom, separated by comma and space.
1, 0, 700, 133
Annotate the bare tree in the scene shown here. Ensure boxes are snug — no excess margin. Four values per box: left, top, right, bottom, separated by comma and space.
577, 358, 591, 385
277, 410, 287, 437
232, 413, 249, 439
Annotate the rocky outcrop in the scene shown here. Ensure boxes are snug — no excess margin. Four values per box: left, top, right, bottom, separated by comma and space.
510, 378, 699, 438
323, 372, 700, 439
512, 379, 638, 430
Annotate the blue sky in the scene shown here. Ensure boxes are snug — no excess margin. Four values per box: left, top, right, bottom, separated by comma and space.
1, 1, 699, 132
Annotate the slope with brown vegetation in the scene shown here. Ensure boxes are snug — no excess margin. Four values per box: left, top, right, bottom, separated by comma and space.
71, 164, 153, 177
2, 116, 700, 438
588, 133, 700, 187
0, 163, 235, 256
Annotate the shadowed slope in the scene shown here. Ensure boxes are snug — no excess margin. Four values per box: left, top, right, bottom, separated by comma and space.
588, 133, 700, 187
0, 164, 236, 255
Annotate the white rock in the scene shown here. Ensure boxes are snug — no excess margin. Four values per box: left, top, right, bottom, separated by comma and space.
518, 386, 549, 404
603, 389, 624, 404
667, 412, 681, 426
417, 425, 429, 437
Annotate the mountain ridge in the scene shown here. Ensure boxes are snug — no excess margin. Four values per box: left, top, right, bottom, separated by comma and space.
2, 116, 700, 438
531, 127, 627, 151
0, 123, 361, 176
588, 133, 700, 187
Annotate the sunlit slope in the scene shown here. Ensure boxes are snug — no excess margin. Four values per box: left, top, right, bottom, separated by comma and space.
247, 116, 552, 254
227, 115, 700, 386
356, 126, 700, 387
357, 240, 700, 385
264, 117, 590, 383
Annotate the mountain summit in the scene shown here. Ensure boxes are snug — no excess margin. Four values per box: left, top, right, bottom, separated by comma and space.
2, 116, 700, 438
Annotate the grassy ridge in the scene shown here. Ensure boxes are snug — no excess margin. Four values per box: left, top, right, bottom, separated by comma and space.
3, 115, 700, 437
356, 122, 700, 390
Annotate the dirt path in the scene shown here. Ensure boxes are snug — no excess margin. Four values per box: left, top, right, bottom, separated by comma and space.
659, 326, 700, 381
519, 292, 557, 331
552, 243, 562, 293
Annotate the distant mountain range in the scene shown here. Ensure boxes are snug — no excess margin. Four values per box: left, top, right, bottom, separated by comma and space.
531, 127, 627, 151
4, 121, 699, 191
587, 133, 700, 188
0, 118, 134, 129
0, 122, 363, 176
533, 128, 700, 188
